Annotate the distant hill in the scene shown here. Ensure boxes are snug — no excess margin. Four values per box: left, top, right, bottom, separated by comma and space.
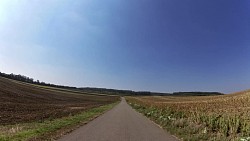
0, 72, 77, 89
78, 87, 171, 96
0, 71, 223, 96
172, 92, 224, 96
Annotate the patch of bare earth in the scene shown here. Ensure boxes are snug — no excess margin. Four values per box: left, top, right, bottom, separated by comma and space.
0, 77, 118, 125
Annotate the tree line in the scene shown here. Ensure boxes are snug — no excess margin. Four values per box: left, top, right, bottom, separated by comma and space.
0, 71, 169, 95
0, 71, 223, 96
0, 72, 77, 89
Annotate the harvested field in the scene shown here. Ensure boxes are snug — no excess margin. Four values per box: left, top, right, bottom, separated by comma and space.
0, 77, 119, 125
126, 91, 250, 140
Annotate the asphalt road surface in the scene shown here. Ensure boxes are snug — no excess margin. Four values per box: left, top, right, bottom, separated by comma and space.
58, 97, 179, 141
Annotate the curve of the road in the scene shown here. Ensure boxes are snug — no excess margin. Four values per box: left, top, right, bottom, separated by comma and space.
58, 97, 179, 141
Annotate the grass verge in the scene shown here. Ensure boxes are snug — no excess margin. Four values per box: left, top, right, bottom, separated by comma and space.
126, 99, 250, 141
0, 102, 119, 141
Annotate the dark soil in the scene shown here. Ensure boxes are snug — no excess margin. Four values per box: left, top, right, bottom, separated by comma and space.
0, 77, 119, 125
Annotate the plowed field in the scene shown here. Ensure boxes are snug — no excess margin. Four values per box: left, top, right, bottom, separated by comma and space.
0, 77, 119, 125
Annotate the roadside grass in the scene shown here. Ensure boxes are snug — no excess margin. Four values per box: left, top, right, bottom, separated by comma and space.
126, 98, 250, 141
0, 102, 118, 141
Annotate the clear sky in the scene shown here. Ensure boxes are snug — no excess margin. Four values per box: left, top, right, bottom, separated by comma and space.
0, 0, 249, 93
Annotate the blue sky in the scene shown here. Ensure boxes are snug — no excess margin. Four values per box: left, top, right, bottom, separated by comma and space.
0, 0, 249, 93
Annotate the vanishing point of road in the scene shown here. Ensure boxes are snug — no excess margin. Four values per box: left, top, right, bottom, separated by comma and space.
58, 97, 179, 141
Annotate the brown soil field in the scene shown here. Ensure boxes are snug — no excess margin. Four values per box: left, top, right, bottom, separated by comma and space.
0, 77, 119, 125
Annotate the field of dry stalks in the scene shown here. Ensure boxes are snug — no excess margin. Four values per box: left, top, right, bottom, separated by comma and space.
126, 91, 250, 141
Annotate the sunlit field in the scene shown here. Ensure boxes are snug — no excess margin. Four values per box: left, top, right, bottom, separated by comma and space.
126, 91, 250, 141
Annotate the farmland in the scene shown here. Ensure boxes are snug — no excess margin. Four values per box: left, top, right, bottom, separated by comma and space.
126, 91, 250, 141
0, 76, 119, 140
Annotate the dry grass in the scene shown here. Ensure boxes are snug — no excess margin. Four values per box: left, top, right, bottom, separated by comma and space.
126, 90, 250, 140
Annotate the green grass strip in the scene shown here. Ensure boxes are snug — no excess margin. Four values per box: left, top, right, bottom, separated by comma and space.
0, 102, 118, 141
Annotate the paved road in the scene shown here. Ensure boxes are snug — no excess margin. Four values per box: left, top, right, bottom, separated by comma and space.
58, 98, 179, 141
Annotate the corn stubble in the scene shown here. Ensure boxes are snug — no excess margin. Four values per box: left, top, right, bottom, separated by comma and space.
126, 91, 250, 141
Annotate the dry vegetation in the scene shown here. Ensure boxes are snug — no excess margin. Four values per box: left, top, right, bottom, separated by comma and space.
126, 91, 250, 141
